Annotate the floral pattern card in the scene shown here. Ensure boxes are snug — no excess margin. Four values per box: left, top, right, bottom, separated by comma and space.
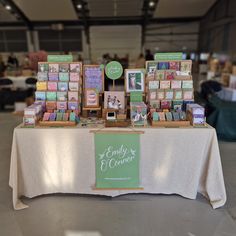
70, 72, 80, 82
149, 90, 157, 100
165, 70, 177, 80
165, 89, 174, 100
160, 80, 171, 89
156, 89, 165, 100
174, 89, 183, 100
149, 80, 159, 90
171, 80, 182, 89
182, 80, 193, 89
49, 64, 59, 73
155, 70, 165, 80
169, 61, 180, 71
47, 82, 57, 91
183, 89, 193, 100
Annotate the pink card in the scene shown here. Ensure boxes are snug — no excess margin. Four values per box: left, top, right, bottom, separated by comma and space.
70, 72, 80, 81
47, 82, 57, 91
68, 91, 79, 101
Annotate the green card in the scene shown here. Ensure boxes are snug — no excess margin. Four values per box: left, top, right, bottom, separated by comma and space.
130, 91, 143, 102
154, 52, 183, 61
105, 61, 123, 80
95, 133, 140, 188
47, 55, 73, 62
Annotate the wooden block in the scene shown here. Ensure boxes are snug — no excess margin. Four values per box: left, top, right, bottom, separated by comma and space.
151, 120, 191, 127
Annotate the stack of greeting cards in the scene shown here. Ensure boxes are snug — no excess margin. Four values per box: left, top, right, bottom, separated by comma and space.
35, 61, 82, 125
146, 59, 194, 125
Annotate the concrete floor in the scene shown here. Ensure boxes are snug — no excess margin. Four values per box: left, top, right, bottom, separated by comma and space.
0, 112, 236, 236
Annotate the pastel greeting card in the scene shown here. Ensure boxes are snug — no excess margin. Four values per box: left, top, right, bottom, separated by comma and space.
150, 100, 160, 109
70, 72, 80, 81
57, 101, 67, 110
47, 82, 57, 91
38, 63, 49, 72
149, 90, 157, 100
174, 89, 183, 100
169, 61, 180, 71
46, 92, 57, 101
57, 92, 67, 101
56, 112, 63, 121
59, 72, 69, 81
58, 82, 68, 91
172, 112, 180, 121
155, 70, 165, 80
48, 73, 59, 81
165, 70, 177, 80
46, 101, 57, 110
183, 89, 193, 100
165, 89, 174, 100
35, 91, 46, 101
59, 64, 69, 72
165, 112, 173, 121
182, 80, 193, 89
158, 112, 166, 121
158, 62, 169, 70
85, 89, 99, 107
49, 113, 56, 121
181, 61, 192, 73
152, 112, 159, 121
161, 100, 172, 109
171, 80, 182, 89
149, 81, 159, 90
68, 91, 79, 101
156, 89, 165, 100
43, 112, 50, 121
69, 82, 79, 91
70, 63, 82, 73
36, 82, 47, 91
160, 80, 170, 89
173, 100, 183, 111
49, 64, 59, 73
63, 113, 69, 121
37, 72, 48, 81
68, 101, 79, 110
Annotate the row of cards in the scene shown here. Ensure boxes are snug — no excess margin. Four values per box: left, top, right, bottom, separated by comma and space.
45, 101, 79, 111
42, 112, 77, 122
149, 99, 194, 111
152, 111, 187, 122
36, 81, 79, 91
148, 80, 193, 90
37, 72, 80, 82
38, 63, 82, 73
149, 89, 194, 101
35, 91, 79, 101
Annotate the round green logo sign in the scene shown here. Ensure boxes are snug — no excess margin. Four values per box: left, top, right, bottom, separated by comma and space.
105, 61, 123, 80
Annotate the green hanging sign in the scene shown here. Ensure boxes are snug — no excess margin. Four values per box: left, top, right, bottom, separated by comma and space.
95, 133, 140, 188
47, 55, 73, 62
154, 52, 183, 61
105, 61, 123, 80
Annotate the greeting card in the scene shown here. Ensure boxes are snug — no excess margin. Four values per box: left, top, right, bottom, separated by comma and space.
158, 62, 169, 70
160, 80, 171, 89
58, 82, 68, 91
57, 92, 67, 101
38, 63, 49, 72
158, 112, 166, 121
174, 89, 183, 100
68, 101, 79, 110
179, 111, 187, 120
57, 101, 67, 110
46, 92, 57, 101
59, 72, 69, 81
165, 112, 173, 121
149, 90, 157, 100
149, 80, 159, 90
68, 91, 79, 101
171, 80, 182, 89
70, 72, 80, 81
59, 64, 69, 72
49, 64, 59, 73
49, 113, 56, 121
70, 63, 82, 73
161, 100, 172, 109
47, 82, 57, 91
172, 112, 180, 121
150, 100, 160, 109
156, 89, 165, 100
182, 80, 193, 89
165, 70, 176, 80
46, 101, 57, 110
183, 89, 193, 100
35, 91, 46, 101
36, 82, 47, 91
56, 112, 63, 121
69, 82, 79, 91
165, 89, 174, 100
37, 72, 48, 81
152, 112, 159, 121
155, 70, 165, 80
172, 100, 183, 111
181, 61, 192, 73
43, 112, 50, 121
169, 61, 180, 71
63, 113, 69, 121
48, 73, 59, 81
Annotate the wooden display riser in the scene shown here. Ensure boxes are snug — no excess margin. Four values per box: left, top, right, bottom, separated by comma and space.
82, 107, 102, 118
151, 120, 191, 127
38, 121, 77, 127
105, 120, 130, 127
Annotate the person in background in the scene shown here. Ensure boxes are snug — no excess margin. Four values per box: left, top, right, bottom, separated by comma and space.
135, 53, 145, 68
7, 53, 19, 68
145, 49, 154, 61
0, 54, 6, 77
113, 54, 119, 61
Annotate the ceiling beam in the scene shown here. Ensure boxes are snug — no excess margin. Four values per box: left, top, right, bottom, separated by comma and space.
146, 32, 198, 36
0, 0, 33, 30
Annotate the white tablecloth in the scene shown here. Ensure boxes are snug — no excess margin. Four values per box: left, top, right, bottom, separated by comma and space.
9, 125, 226, 210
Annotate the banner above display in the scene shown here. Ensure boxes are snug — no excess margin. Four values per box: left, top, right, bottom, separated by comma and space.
154, 52, 183, 61
95, 133, 140, 189
105, 61, 123, 80
47, 55, 73, 62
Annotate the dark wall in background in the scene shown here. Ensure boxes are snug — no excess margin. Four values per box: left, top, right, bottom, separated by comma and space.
199, 0, 236, 59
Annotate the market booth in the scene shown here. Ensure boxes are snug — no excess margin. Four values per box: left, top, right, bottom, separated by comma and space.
9, 53, 226, 210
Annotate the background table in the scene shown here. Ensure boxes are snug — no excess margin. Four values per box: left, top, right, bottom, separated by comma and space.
9, 125, 226, 210
8, 76, 36, 89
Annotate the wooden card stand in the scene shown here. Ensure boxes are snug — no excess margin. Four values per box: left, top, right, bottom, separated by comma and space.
105, 119, 130, 127
151, 120, 191, 127
82, 107, 102, 118
38, 121, 77, 127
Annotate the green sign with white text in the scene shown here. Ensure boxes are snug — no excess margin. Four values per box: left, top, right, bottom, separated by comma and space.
105, 61, 123, 80
154, 52, 183, 61
47, 55, 73, 62
95, 133, 140, 188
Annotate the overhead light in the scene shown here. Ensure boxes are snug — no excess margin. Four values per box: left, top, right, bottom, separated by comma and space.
77, 3, 82, 9
149, 1, 155, 8
5, 5, 11, 10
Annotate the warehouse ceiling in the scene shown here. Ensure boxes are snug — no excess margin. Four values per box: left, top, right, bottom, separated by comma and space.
0, 0, 217, 24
